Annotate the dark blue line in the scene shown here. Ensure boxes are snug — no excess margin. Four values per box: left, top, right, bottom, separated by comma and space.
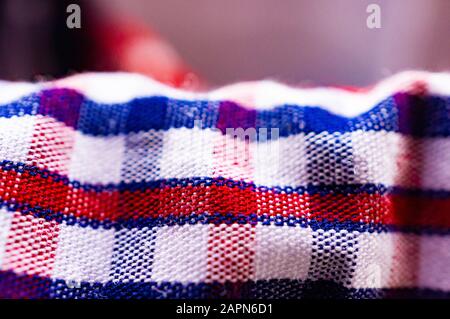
0, 270, 448, 299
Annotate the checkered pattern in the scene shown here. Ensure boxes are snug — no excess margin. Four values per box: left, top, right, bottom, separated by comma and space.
0, 71, 450, 299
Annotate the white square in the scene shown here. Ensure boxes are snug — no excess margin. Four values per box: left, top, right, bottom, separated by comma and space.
0, 208, 13, 268
253, 134, 307, 187
52, 223, 115, 283
0, 115, 35, 163
68, 132, 125, 184
151, 224, 209, 282
351, 131, 400, 186
254, 225, 312, 280
421, 138, 450, 190
419, 235, 450, 291
159, 127, 216, 179
351, 232, 394, 289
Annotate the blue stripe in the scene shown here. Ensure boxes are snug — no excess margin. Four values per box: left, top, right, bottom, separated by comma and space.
0, 94, 40, 118
1, 270, 448, 299
0, 90, 449, 137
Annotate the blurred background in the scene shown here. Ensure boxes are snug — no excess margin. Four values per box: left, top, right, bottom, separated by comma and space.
0, 0, 449, 88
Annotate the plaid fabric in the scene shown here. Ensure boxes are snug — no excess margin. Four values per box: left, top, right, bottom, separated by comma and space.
0, 71, 449, 299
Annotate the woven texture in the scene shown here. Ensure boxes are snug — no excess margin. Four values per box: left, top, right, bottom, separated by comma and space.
0, 72, 449, 299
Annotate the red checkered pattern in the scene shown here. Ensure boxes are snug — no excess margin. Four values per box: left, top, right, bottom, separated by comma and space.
0, 71, 449, 299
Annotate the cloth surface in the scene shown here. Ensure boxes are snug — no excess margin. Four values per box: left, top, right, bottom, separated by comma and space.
0, 71, 449, 299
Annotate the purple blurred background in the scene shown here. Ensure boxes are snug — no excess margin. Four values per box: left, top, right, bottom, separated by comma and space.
1, 0, 449, 86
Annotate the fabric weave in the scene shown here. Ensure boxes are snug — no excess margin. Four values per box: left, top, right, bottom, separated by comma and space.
0, 71, 449, 299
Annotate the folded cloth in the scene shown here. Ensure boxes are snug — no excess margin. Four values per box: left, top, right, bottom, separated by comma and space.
0, 71, 449, 299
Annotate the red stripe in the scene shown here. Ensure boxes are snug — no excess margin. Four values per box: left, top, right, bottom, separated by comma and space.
206, 130, 256, 284
390, 195, 450, 229
1, 167, 450, 228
